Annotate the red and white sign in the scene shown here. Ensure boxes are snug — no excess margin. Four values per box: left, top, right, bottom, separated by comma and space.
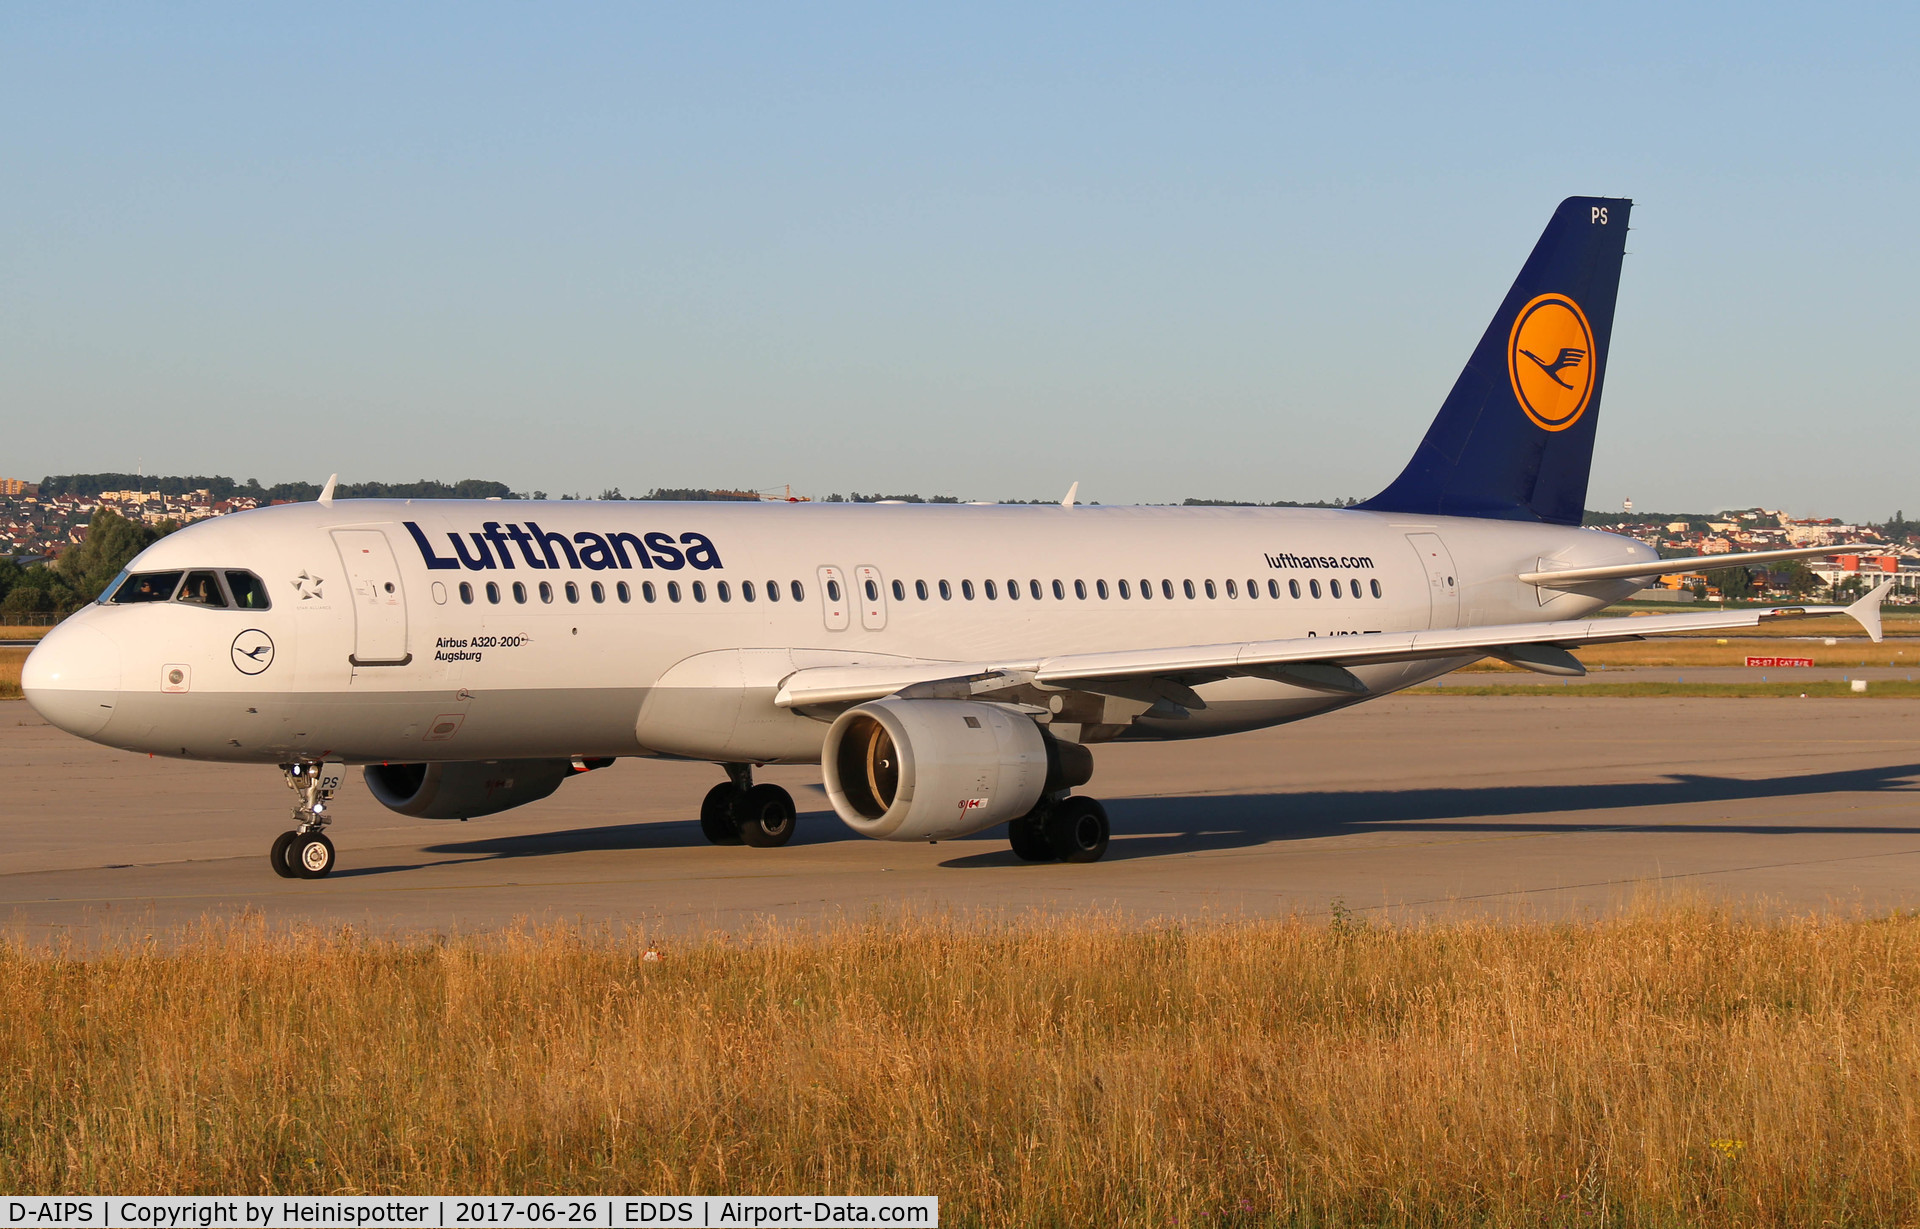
1746, 656, 1813, 668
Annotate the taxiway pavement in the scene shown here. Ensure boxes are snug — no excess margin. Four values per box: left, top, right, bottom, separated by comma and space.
2, 696, 1917, 940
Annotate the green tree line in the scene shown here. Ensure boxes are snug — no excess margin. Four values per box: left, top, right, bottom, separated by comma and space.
0, 509, 174, 617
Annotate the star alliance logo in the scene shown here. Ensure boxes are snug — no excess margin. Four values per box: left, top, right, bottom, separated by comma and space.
291, 570, 324, 600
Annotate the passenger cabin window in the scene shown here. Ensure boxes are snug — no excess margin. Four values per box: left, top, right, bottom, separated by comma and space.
1005, 580, 1019, 600
717, 581, 731, 602
592, 581, 606, 603
1030, 579, 1043, 600
743, 581, 757, 602
692, 581, 706, 602
962, 580, 976, 600
891, 579, 905, 602
826, 579, 842, 603
668, 582, 682, 603
226, 571, 271, 609
459, 581, 475, 604
985, 580, 999, 600
914, 580, 928, 600
1269, 579, 1282, 598
487, 582, 502, 604
1310, 579, 1322, 598
1162, 580, 1175, 600
790, 580, 804, 601
618, 582, 633, 603
111, 571, 183, 604
1289, 579, 1301, 599
1204, 580, 1217, 599
565, 581, 579, 603
1225, 579, 1237, 599
539, 581, 554, 603
1118, 579, 1131, 599
1096, 580, 1108, 599
938, 580, 952, 600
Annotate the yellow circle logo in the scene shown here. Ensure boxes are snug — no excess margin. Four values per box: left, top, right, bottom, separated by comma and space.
1507, 293, 1596, 431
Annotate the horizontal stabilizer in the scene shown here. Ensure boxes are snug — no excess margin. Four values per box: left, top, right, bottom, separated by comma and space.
1519, 544, 1869, 588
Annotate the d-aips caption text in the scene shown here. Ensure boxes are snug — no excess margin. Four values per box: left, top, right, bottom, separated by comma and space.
1, 1200, 935, 1229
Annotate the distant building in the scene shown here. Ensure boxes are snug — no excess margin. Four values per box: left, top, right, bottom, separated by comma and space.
0, 478, 38, 497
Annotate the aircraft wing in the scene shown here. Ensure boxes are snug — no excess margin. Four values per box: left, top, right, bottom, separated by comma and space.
772, 583, 1892, 711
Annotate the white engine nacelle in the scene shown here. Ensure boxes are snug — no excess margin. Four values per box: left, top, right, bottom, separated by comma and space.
822, 699, 1089, 841
365, 759, 592, 820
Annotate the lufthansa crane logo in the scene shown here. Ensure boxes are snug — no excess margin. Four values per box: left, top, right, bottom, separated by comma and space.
1507, 293, 1596, 432
231, 629, 275, 675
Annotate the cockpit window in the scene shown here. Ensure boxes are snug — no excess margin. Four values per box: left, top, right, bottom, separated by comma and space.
110, 571, 184, 604
225, 571, 271, 610
176, 571, 228, 607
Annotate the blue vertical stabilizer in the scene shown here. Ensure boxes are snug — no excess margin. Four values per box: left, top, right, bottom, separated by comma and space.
1357, 196, 1631, 526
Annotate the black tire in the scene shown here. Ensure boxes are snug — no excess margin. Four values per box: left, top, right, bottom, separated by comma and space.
738, 783, 797, 848
1045, 796, 1110, 863
292, 832, 336, 879
1008, 816, 1054, 862
699, 782, 745, 845
269, 830, 300, 879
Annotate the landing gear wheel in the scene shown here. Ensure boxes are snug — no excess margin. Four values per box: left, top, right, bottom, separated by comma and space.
269, 830, 300, 879
1008, 816, 1054, 862
1045, 796, 1110, 864
738, 783, 797, 848
699, 783, 745, 846
291, 832, 336, 879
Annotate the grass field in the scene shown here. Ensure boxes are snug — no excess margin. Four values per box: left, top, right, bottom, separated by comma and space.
0, 647, 24, 699
2, 908, 1918, 1225
0, 625, 52, 640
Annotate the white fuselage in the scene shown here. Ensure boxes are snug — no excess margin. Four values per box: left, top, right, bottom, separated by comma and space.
23, 500, 1654, 765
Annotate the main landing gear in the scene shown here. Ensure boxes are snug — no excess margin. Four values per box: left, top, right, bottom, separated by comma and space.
699, 762, 797, 848
1009, 794, 1111, 864
272, 760, 342, 879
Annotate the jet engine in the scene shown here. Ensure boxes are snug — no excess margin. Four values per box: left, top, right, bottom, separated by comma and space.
365, 758, 604, 820
821, 699, 1093, 841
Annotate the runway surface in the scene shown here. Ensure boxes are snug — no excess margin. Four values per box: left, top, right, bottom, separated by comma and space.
3, 696, 1918, 941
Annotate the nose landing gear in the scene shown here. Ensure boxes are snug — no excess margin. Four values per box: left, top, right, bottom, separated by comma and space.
272, 760, 344, 879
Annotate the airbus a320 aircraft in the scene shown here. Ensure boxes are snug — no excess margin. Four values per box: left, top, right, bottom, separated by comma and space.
24, 196, 1891, 878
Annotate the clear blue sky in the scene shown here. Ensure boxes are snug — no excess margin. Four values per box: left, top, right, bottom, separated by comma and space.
4, 3, 1914, 518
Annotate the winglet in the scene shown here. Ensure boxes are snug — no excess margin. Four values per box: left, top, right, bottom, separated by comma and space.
1845, 580, 1895, 643
1061, 481, 1079, 508
318, 474, 338, 505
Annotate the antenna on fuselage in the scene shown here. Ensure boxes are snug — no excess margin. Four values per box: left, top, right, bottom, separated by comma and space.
1061, 481, 1079, 508
318, 474, 338, 505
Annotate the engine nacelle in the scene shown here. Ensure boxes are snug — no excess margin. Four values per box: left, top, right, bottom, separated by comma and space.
821, 699, 1092, 842
364, 758, 588, 820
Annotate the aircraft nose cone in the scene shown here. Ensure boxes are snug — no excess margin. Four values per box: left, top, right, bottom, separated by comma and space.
23, 621, 122, 739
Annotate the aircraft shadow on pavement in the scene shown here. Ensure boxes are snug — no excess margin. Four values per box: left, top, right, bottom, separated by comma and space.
938, 761, 1920, 868
336, 762, 1920, 878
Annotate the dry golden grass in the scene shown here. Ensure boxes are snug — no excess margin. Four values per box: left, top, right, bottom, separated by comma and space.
2, 907, 1918, 1225
0, 647, 25, 699
0, 625, 52, 640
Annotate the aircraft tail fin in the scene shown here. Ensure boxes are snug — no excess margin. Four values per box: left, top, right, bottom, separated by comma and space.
1356, 196, 1631, 526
